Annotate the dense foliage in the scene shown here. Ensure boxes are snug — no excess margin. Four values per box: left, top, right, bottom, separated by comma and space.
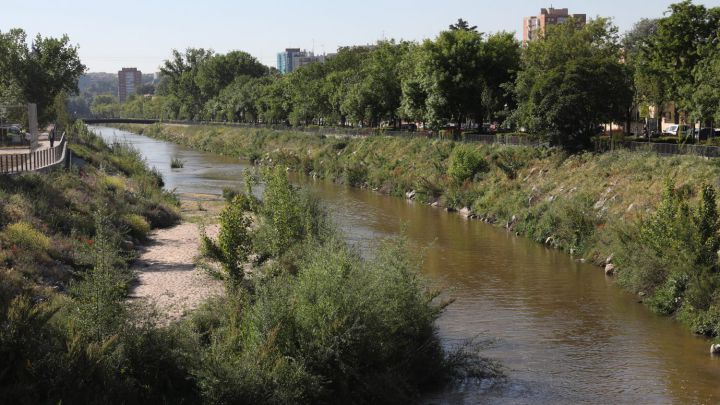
628, 1, 720, 127
0, 28, 86, 124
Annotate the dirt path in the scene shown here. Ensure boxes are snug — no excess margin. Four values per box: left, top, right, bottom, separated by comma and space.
129, 221, 223, 324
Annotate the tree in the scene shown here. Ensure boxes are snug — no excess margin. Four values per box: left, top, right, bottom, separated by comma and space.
623, 19, 660, 132
196, 50, 267, 101
341, 41, 410, 127
449, 18, 477, 32
691, 48, 720, 125
159, 48, 213, 119
513, 18, 632, 150
0, 28, 86, 122
637, 1, 720, 116
256, 75, 290, 124
481, 33, 521, 123
415, 26, 487, 130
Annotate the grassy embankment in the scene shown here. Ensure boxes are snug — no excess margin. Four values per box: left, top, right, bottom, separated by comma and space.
112, 122, 720, 339
0, 122, 186, 403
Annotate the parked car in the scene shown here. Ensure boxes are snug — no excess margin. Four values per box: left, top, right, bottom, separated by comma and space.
693, 127, 716, 141
662, 124, 691, 137
0, 124, 23, 143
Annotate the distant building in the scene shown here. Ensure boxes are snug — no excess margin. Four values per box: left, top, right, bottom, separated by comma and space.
523, 7, 587, 43
276, 48, 333, 74
118, 67, 142, 103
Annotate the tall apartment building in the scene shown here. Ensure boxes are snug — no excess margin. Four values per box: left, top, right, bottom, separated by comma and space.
118, 67, 142, 103
523, 8, 586, 43
276, 48, 333, 74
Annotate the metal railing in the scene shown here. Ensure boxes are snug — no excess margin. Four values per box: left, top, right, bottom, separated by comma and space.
595, 139, 720, 158
0, 133, 67, 174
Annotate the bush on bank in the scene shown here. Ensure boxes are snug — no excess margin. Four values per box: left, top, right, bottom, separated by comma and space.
192, 167, 498, 403
112, 123, 720, 338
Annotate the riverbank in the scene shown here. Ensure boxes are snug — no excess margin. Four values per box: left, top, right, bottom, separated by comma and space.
109, 122, 720, 340
0, 122, 190, 402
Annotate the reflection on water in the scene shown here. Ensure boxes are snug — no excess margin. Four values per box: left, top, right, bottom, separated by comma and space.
92, 126, 720, 404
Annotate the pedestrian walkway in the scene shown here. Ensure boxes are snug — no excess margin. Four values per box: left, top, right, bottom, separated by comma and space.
0, 126, 54, 155
0, 127, 67, 174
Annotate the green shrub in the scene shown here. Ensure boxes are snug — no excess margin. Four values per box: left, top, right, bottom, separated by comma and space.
201, 195, 252, 288
222, 187, 240, 203
122, 213, 151, 241
3, 222, 51, 252
254, 168, 328, 260
99, 175, 125, 192
646, 273, 688, 315
447, 144, 488, 184
344, 162, 368, 186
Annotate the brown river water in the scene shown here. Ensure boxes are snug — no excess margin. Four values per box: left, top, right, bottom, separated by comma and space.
92, 126, 720, 404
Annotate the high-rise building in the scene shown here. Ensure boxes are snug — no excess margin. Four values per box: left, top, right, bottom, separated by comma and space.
118, 67, 142, 103
523, 8, 586, 43
276, 48, 333, 74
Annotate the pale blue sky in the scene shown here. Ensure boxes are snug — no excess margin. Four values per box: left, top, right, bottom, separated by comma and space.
3, 0, 720, 72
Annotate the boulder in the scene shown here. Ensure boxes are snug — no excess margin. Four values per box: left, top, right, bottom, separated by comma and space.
604, 263, 615, 276
605, 253, 615, 265
459, 207, 472, 218
711, 344, 720, 355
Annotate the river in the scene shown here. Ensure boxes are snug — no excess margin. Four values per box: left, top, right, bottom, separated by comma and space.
92, 126, 719, 404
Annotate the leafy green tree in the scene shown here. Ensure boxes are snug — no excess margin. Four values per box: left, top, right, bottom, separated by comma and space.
256, 75, 291, 124
513, 18, 632, 150
324, 46, 371, 126
481, 32, 521, 123
398, 44, 428, 124
159, 48, 213, 119
622, 18, 660, 132
690, 47, 720, 125
636, 1, 720, 116
416, 26, 487, 130
287, 62, 330, 125
0, 28, 86, 122
449, 18, 478, 31
405, 22, 519, 131
196, 50, 267, 101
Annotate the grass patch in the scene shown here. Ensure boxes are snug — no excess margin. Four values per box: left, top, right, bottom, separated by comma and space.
170, 157, 184, 168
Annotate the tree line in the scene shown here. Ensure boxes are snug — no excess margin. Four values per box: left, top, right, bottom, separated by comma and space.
86, 2, 720, 149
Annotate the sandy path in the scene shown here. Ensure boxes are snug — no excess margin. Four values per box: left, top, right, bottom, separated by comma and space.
129, 222, 223, 323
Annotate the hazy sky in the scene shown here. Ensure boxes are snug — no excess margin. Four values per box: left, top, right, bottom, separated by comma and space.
3, 0, 720, 73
